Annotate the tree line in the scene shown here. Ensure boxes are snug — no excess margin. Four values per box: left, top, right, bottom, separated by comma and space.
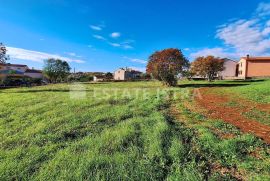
1, 42, 225, 86
146, 48, 225, 86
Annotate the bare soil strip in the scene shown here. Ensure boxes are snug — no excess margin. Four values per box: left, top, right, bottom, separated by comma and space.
195, 88, 270, 144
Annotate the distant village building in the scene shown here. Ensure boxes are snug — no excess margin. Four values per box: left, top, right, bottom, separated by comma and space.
114, 68, 142, 80
218, 59, 238, 79
0, 63, 43, 79
24, 69, 43, 79
238, 56, 270, 79
0, 63, 28, 78
191, 56, 270, 80
93, 75, 106, 82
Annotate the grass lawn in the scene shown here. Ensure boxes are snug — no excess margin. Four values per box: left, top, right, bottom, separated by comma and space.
0, 80, 269, 180
178, 79, 270, 103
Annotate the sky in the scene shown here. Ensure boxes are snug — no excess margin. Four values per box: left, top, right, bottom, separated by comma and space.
0, 0, 270, 72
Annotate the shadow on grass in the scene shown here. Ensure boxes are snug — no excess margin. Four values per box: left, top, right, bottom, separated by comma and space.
177, 83, 250, 88
229, 79, 266, 83
8, 89, 94, 93
81, 82, 110, 85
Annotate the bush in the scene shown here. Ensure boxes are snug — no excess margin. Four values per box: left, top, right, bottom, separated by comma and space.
1, 77, 43, 86
67, 73, 93, 82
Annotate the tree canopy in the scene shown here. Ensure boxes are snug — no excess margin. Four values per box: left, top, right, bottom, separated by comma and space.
43, 58, 71, 83
0, 43, 9, 64
191, 56, 225, 81
105, 72, 113, 79
146, 48, 189, 86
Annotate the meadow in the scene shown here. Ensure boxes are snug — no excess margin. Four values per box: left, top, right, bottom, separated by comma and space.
0, 80, 269, 180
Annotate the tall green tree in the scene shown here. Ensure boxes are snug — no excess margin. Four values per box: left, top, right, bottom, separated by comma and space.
146, 48, 189, 86
0, 43, 9, 64
43, 58, 71, 83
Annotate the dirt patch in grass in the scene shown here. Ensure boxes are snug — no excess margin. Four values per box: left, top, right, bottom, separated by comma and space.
210, 128, 236, 140
211, 163, 247, 181
249, 148, 264, 160
257, 104, 270, 113
195, 88, 270, 144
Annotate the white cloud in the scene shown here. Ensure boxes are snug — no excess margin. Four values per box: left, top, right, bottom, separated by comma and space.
124, 56, 147, 64
191, 2, 270, 59
130, 58, 147, 64
190, 48, 239, 59
256, 2, 270, 17
65, 52, 83, 58
65, 52, 76, 56
90, 25, 103, 31
93, 31, 134, 49
184, 48, 190, 51
262, 27, 270, 36
122, 44, 134, 49
93, 35, 106, 40
108, 41, 134, 49
87, 45, 97, 51
216, 18, 270, 55
110, 32, 121, 38
7, 47, 85, 63
109, 43, 121, 47
215, 2, 270, 56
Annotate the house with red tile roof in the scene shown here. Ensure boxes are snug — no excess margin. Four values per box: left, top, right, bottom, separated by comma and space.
238, 55, 270, 79
0, 63, 43, 79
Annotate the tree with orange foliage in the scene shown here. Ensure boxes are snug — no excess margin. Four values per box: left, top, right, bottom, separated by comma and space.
146, 48, 189, 86
191, 56, 225, 81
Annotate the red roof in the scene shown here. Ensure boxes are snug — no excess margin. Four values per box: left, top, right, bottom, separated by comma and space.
0, 63, 28, 67
241, 57, 270, 61
25, 69, 42, 73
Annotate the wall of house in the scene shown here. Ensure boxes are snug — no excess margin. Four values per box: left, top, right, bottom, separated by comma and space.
246, 60, 270, 77
6, 66, 28, 73
93, 76, 104, 82
0, 64, 6, 71
114, 69, 126, 80
0, 65, 5, 78
219, 61, 237, 78
237, 58, 247, 78
24, 73, 43, 79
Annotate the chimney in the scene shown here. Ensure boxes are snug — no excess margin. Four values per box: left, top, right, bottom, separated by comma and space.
246, 54, 250, 59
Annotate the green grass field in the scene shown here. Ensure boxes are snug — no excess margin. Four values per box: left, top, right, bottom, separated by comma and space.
0, 80, 269, 180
